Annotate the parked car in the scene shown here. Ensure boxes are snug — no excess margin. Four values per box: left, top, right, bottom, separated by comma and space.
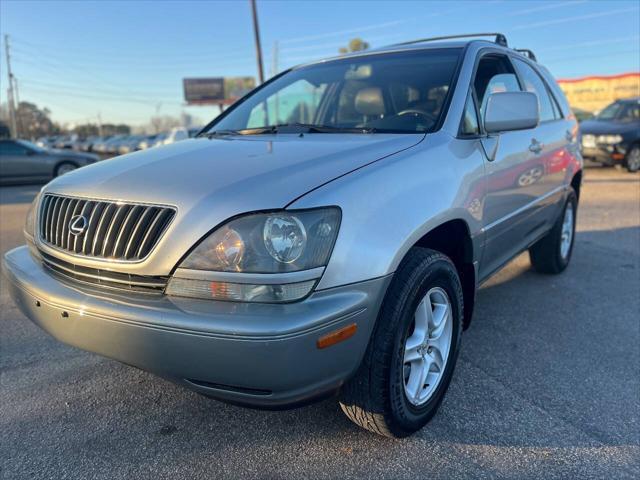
162, 127, 189, 145
138, 133, 165, 150
3, 33, 582, 437
118, 135, 145, 154
580, 97, 640, 172
0, 139, 99, 184
76, 135, 100, 152
91, 136, 113, 153
53, 135, 79, 150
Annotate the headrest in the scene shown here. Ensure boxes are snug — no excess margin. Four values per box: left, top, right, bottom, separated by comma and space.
355, 87, 385, 116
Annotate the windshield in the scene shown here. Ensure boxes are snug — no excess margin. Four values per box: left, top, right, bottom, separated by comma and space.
597, 102, 623, 120
206, 49, 461, 135
17, 139, 47, 152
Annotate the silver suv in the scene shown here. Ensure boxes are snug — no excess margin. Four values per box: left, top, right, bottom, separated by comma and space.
4, 33, 582, 437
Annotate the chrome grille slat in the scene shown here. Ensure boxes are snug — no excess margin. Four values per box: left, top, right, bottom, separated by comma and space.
40, 251, 168, 294
83, 202, 105, 255
137, 208, 173, 259
38, 194, 175, 262
123, 207, 157, 260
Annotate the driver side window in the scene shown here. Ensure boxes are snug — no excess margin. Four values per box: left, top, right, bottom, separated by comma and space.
473, 55, 521, 121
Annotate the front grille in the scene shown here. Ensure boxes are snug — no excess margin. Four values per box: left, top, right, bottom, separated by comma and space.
38, 194, 176, 261
41, 251, 168, 294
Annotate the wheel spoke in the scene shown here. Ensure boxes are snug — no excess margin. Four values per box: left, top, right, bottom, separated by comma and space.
404, 344, 422, 363
413, 296, 431, 342
427, 345, 445, 371
429, 302, 449, 340
406, 357, 430, 401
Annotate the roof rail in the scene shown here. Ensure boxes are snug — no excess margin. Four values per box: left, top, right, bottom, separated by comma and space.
394, 33, 508, 48
515, 48, 537, 62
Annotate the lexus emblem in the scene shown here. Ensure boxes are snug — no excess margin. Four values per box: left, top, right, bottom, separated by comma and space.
69, 215, 88, 236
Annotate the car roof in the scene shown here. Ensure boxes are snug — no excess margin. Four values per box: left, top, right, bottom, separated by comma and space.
298, 39, 509, 69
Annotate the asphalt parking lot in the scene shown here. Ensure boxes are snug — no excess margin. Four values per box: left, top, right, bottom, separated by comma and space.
1, 166, 638, 479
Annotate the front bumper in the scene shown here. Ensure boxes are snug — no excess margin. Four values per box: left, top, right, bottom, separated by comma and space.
3, 246, 389, 408
581, 145, 627, 165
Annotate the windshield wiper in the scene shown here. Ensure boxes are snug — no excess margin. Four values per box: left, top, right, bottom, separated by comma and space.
202, 129, 242, 137
242, 123, 379, 134
203, 124, 380, 137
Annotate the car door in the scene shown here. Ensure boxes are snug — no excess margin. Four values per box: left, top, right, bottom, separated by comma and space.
511, 57, 570, 226
0, 140, 50, 181
471, 53, 541, 279
0, 140, 31, 180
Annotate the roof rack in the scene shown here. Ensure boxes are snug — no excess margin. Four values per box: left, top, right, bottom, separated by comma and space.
395, 33, 508, 48
515, 48, 537, 62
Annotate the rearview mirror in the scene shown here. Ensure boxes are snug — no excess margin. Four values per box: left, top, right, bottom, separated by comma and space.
484, 91, 539, 133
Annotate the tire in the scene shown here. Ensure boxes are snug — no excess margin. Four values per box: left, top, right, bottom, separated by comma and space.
625, 145, 640, 173
54, 162, 78, 177
339, 247, 463, 438
529, 190, 577, 274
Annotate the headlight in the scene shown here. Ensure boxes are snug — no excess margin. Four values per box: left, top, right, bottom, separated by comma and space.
166, 207, 341, 302
24, 193, 40, 241
596, 134, 623, 144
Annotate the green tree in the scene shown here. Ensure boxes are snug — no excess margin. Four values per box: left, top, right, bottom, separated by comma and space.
339, 38, 370, 55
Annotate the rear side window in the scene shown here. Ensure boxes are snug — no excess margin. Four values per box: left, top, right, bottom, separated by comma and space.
513, 58, 558, 122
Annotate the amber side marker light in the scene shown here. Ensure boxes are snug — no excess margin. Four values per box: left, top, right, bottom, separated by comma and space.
317, 323, 357, 349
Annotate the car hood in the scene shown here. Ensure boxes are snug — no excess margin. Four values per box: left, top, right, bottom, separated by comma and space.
580, 119, 640, 135
43, 134, 423, 274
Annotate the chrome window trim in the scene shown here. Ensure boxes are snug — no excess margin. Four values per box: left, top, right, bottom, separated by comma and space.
172, 266, 326, 285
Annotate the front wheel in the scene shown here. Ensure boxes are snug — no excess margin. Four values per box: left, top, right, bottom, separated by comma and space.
529, 190, 577, 274
339, 248, 463, 437
625, 145, 640, 173
54, 162, 78, 177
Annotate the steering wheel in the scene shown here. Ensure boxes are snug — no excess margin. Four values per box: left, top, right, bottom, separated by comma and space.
397, 109, 437, 121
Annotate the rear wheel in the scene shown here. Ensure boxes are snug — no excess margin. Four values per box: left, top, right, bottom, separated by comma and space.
529, 190, 577, 274
339, 248, 463, 437
54, 162, 78, 177
625, 145, 640, 173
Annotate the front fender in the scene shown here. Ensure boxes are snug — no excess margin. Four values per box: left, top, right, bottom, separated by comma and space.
289, 133, 487, 290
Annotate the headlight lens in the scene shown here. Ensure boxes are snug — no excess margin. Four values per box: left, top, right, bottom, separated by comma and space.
180, 208, 340, 273
24, 193, 40, 241
596, 134, 623, 144
166, 207, 341, 303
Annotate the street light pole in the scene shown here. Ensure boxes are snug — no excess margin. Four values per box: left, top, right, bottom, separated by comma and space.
4, 34, 18, 138
250, 0, 265, 84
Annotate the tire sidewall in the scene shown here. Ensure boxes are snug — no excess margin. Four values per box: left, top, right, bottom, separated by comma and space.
387, 257, 463, 435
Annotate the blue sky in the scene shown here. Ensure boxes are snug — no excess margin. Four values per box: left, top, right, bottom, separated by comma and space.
1, 0, 639, 127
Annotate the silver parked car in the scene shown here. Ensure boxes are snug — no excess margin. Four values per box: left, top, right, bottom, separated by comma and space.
3, 33, 582, 437
0, 139, 99, 185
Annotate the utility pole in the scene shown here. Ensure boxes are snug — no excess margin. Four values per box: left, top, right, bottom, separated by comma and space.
250, 0, 265, 84
97, 113, 103, 137
13, 75, 23, 138
4, 34, 18, 138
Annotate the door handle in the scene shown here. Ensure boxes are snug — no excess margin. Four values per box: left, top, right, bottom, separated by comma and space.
529, 139, 543, 154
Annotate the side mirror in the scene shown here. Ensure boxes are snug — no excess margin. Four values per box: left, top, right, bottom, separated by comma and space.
484, 91, 539, 133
